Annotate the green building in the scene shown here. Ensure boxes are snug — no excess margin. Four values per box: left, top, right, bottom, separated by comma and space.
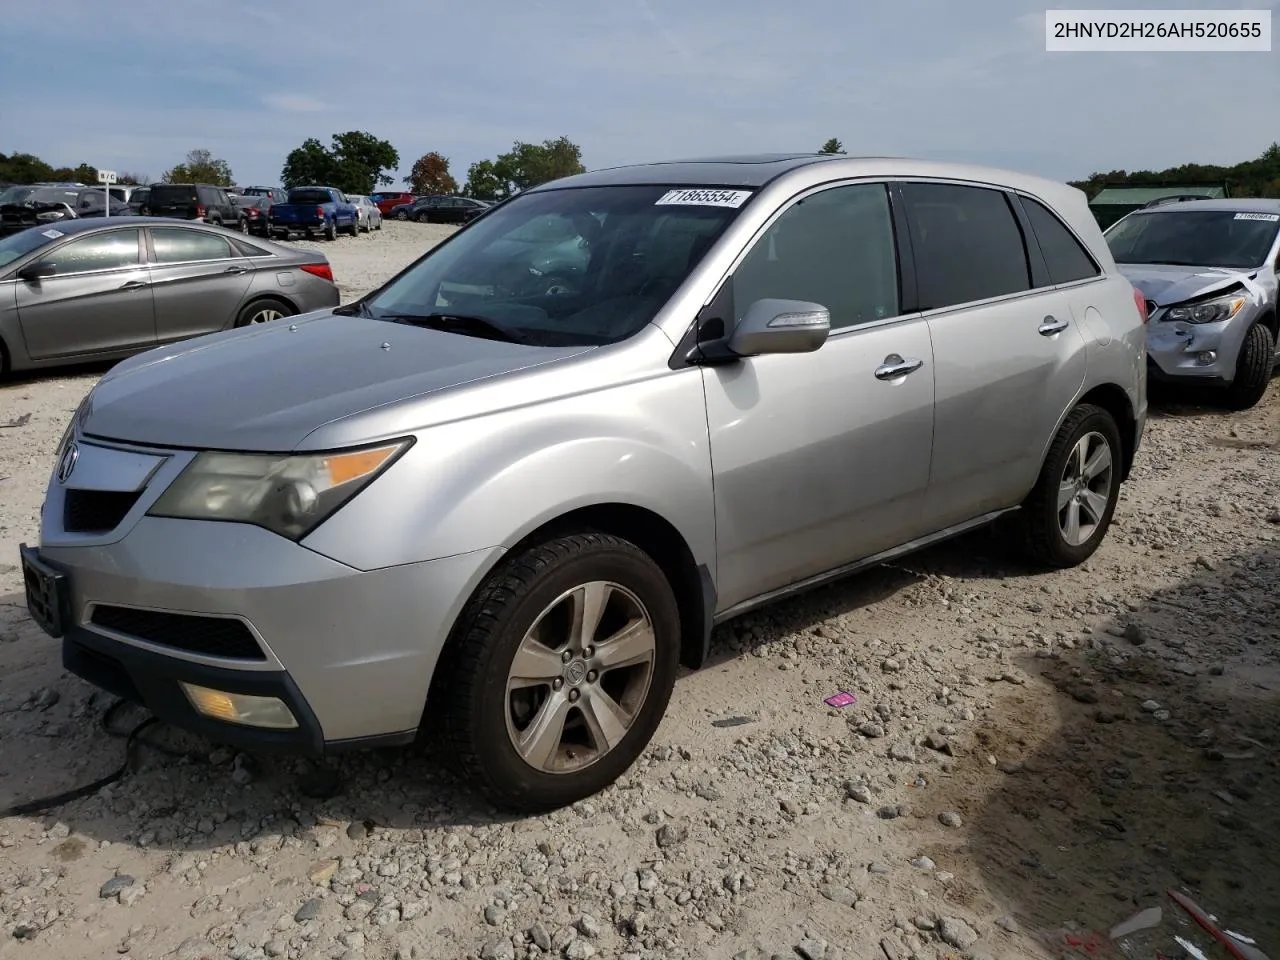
1088, 184, 1229, 229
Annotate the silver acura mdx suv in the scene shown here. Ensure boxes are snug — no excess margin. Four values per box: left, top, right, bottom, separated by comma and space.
21, 155, 1147, 812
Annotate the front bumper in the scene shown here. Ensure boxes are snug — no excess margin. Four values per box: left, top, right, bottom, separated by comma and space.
24, 437, 501, 752
1146, 310, 1254, 382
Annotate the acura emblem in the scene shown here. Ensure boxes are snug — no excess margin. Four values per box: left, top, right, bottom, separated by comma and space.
56, 441, 79, 484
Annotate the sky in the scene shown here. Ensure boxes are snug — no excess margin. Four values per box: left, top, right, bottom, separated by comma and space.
2, 0, 1277, 189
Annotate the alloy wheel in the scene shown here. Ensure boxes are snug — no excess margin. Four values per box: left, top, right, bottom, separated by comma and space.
504, 581, 656, 774
1057, 431, 1113, 547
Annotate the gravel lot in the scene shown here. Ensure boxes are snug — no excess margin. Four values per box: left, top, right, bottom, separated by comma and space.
1, 220, 1277, 960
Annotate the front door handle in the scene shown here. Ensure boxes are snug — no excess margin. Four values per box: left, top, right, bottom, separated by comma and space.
874, 354, 925, 381
224, 265, 247, 275
1038, 315, 1069, 336
119, 279, 149, 290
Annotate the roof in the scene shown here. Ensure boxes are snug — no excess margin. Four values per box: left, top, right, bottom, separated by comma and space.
1090, 185, 1227, 205
533, 154, 1082, 199
1123, 197, 1280, 215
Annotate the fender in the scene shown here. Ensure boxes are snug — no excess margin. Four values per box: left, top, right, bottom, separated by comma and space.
301, 370, 717, 576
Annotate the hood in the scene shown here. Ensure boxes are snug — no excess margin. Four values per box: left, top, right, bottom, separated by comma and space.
83, 310, 592, 451
1115, 262, 1255, 307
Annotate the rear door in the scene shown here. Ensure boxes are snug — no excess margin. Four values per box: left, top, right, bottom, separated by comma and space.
898, 180, 1089, 528
14, 228, 155, 359
147, 226, 252, 342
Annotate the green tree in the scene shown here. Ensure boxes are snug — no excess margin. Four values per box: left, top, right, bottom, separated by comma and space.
281, 138, 339, 188
162, 148, 234, 186
281, 132, 399, 194
818, 138, 844, 155
48, 163, 98, 183
119, 171, 151, 185
467, 136, 586, 199
464, 159, 505, 201
408, 151, 459, 195
0, 152, 56, 183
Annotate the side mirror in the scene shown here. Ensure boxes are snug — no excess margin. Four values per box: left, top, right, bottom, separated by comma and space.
727, 298, 830, 357
18, 261, 56, 282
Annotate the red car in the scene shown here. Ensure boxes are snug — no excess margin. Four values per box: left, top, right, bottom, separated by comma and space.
369, 191, 416, 216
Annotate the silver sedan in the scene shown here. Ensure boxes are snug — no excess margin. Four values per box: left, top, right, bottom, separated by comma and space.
0, 216, 339, 374
348, 195, 384, 233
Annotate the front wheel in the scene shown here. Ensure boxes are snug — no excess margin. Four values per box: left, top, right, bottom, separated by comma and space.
1222, 322, 1275, 411
396, 210, 409, 221
1018, 403, 1122, 569
432, 532, 680, 813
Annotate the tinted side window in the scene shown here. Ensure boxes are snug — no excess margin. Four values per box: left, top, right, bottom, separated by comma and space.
49, 230, 140, 272
732, 183, 900, 331
1022, 197, 1100, 284
152, 228, 234, 263
900, 182, 1030, 310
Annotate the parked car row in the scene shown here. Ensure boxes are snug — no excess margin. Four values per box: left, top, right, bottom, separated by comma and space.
387, 193, 491, 224
10, 154, 1278, 817
0, 216, 339, 373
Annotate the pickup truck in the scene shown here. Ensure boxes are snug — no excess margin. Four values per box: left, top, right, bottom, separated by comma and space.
268, 186, 359, 240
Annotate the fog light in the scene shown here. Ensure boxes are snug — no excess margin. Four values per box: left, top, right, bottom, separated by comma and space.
1195, 351, 1217, 366
181, 683, 298, 729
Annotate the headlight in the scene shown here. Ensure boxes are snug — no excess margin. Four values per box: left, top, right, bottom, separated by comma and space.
147, 440, 410, 540
1164, 292, 1247, 324
35, 210, 66, 221
55, 396, 90, 459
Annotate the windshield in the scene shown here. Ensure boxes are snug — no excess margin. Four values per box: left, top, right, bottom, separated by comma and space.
367, 184, 749, 346
1106, 209, 1280, 268
0, 187, 78, 206
0, 228, 56, 269
0, 187, 34, 204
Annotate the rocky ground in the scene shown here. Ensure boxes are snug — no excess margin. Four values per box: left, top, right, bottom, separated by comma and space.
0, 222, 1277, 960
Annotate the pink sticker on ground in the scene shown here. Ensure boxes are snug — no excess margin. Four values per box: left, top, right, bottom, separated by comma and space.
824, 691, 857, 708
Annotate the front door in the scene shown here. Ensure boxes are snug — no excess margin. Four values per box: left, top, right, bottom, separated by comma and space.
896, 180, 1090, 527
147, 226, 253, 342
15, 228, 155, 360
702, 181, 937, 611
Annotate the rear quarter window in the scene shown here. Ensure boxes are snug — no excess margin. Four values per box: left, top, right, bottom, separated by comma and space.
1022, 197, 1100, 284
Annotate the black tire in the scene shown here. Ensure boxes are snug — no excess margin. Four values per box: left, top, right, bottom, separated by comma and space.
237, 218, 249, 234
1222, 322, 1275, 411
431, 532, 681, 813
1019, 403, 1122, 569
233, 298, 293, 328
360, 217, 370, 233
375, 218, 382, 231
396, 210, 409, 221
415, 212, 429, 223
324, 220, 337, 241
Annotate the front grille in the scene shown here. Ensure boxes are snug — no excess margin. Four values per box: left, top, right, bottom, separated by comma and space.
63, 489, 142, 534
89, 605, 266, 661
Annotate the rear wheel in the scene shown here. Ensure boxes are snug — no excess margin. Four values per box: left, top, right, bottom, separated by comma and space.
1222, 322, 1275, 411
324, 220, 337, 241
347, 217, 360, 237
432, 532, 680, 813
234, 298, 293, 328
1018, 403, 1122, 569
415, 211, 429, 223
237, 218, 249, 234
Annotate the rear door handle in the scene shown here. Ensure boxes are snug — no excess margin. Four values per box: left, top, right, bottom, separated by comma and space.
1038, 315, 1069, 336
874, 354, 924, 381
120, 279, 149, 289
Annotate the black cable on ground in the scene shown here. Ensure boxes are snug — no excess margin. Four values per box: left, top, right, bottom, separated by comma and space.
0, 700, 190, 818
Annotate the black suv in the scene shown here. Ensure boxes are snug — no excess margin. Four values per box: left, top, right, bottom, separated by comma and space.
147, 183, 243, 230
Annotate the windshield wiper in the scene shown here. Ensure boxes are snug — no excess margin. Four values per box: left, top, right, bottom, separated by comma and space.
375, 311, 527, 343
333, 299, 372, 317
